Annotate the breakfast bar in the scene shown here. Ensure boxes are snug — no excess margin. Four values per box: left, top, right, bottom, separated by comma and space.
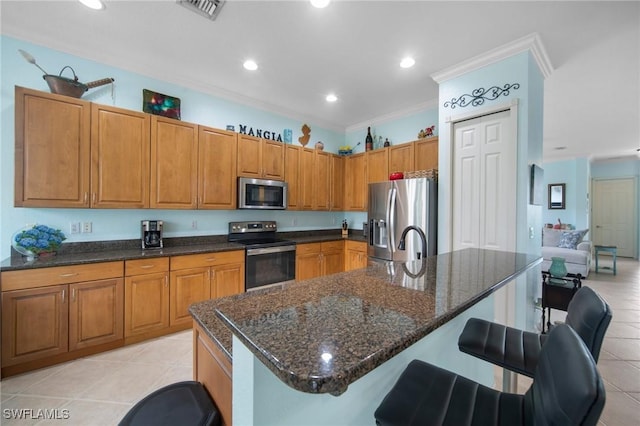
190, 248, 541, 425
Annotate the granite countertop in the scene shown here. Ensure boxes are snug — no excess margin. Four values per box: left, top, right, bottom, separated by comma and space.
190, 248, 541, 396
0, 230, 367, 272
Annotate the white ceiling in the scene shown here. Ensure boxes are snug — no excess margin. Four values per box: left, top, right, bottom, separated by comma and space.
2, 0, 639, 162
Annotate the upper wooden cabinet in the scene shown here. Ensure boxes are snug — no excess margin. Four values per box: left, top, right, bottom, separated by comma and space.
198, 126, 237, 209
299, 148, 315, 210
150, 116, 199, 209
366, 148, 389, 183
344, 153, 367, 211
91, 104, 150, 208
313, 150, 332, 210
284, 145, 302, 210
237, 134, 285, 180
330, 155, 344, 211
414, 136, 438, 171
15, 86, 91, 207
389, 143, 414, 174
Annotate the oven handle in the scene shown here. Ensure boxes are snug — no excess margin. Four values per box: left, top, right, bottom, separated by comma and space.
246, 245, 296, 256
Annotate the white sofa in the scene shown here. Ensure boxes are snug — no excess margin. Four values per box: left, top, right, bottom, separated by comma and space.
541, 228, 591, 278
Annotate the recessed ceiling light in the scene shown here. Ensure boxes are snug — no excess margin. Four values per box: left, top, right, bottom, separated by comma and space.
400, 57, 415, 68
326, 94, 338, 103
243, 60, 258, 71
310, 0, 330, 8
78, 0, 105, 10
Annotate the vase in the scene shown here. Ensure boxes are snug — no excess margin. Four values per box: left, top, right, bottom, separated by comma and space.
549, 257, 567, 278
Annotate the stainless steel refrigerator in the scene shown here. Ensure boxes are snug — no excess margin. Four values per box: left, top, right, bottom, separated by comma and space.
367, 178, 437, 261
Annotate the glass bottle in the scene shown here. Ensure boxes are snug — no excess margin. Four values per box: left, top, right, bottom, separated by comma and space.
366, 127, 373, 151
383, 138, 390, 147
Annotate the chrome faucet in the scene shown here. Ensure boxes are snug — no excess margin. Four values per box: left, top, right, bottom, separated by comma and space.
397, 225, 427, 260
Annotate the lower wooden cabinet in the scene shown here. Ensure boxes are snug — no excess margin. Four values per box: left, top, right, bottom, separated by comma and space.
296, 241, 344, 281
1, 261, 124, 375
345, 240, 368, 271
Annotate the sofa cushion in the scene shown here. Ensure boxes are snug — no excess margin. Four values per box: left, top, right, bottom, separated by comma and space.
542, 228, 565, 247
558, 230, 589, 249
542, 246, 590, 264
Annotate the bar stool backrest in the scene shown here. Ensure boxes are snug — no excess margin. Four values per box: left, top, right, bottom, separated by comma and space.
524, 324, 605, 426
566, 286, 613, 362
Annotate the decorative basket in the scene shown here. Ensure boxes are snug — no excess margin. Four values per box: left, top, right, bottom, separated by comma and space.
338, 149, 353, 156
405, 169, 438, 181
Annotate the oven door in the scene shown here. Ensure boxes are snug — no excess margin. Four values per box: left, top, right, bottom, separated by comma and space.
245, 245, 296, 291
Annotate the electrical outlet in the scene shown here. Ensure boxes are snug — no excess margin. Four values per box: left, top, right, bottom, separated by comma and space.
292, 218, 298, 226
191, 220, 198, 229
82, 222, 92, 233
70, 222, 81, 234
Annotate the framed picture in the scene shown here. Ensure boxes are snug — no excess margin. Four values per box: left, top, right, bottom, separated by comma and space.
530, 164, 544, 205
143, 89, 181, 120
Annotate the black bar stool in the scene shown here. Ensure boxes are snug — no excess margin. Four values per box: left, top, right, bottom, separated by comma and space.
458, 286, 611, 379
119, 381, 221, 426
374, 324, 605, 426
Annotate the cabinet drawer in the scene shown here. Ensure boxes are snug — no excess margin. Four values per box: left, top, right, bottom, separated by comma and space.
1, 261, 123, 292
321, 240, 344, 252
345, 240, 367, 253
171, 251, 244, 270
125, 257, 169, 276
296, 243, 321, 256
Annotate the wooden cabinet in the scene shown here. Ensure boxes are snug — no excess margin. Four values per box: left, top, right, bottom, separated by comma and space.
414, 137, 438, 171
150, 116, 198, 209
1, 261, 124, 373
345, 240, 368, 271
91, 104, 150, 208
299, 148, 315, 210
170, 251, 244, 327
331, 154, 345, 211
198, 126, 237, 209
314, 151, 332, 210
237, 134, 284, 180
296, 241, 344, 281
124, 257, 170, 340
14, 86, 91, 207
344, 153, 367, 211
285, 145, 302, 210
366, 148, 389, 183
389, 143, 414, 174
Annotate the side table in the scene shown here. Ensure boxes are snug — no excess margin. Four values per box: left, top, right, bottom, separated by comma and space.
595, 245, 617, 275
541, 271, 583, 333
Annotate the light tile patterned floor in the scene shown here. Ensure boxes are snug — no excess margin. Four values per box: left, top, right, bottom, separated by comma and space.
1, 258, 638, 425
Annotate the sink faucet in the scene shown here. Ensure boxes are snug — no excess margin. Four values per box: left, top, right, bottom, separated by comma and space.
398, 225, 427, 260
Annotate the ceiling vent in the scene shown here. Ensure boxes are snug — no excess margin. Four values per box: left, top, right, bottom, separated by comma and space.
177, 0, 225, 21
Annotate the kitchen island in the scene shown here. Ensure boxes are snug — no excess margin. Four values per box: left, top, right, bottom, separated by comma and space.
190, 248, 541, 426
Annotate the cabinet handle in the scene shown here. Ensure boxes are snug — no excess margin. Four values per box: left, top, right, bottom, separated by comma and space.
140, 265, 155, 269
164, 276, 168, 287
84, 192, 88, 204
61, 289, 65, 303
92, 193, 97, 203
211, 270, 215, 282
72, 288, 76, 301
206, 257, 216, 262
59, 273, 79, 278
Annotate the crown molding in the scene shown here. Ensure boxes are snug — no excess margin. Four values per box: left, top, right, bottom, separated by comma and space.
431, 33, 554, 84
346, 99, 439, 133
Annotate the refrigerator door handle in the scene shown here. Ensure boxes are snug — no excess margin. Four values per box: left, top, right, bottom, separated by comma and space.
388, 187, 396, 253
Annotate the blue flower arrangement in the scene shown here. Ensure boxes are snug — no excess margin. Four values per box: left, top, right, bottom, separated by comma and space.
13, 224, 66, 255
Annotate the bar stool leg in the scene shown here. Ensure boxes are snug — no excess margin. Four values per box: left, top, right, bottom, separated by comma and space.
503, 369, 517, 393
613, 250, 617, 275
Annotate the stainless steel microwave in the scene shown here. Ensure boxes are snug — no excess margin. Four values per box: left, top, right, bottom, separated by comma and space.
238, 177, 288, 210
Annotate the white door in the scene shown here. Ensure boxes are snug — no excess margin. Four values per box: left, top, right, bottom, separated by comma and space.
452, 110, 517, 252
452, 109, 517, 327
592, 178, 638, 258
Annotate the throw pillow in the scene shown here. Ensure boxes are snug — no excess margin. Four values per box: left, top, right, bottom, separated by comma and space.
557, 230, 588, 249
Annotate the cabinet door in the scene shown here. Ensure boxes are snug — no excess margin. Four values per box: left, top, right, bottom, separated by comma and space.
296, 243, 322, 281
237, 134, 262, 178
322, 241, 345, 275
170, 268, 211, 327
15, 86, 91, 207
69, 278, 124, 351
414, 137, 438, 171
345, 241, 368, 271
199, 126, 237, 209
299, 148, 315, 210
344, 153, 367, 211
1, 285, 69, 366
285, 145, 301, 210
389, 143, 415, 174
366, 149, 389, 183
124, 272, 169, 337
212, 262, 244, 299
314, 151, 332, 210
262, 140, 285, 180
330, 155, 345, 211
91, 104, 150, 208
150, 116, 198, 208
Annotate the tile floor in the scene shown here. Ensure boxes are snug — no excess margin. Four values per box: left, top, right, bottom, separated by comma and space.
0, 257, 638, 425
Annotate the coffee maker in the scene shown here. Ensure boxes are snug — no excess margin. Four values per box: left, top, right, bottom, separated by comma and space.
141, 220, 163, 250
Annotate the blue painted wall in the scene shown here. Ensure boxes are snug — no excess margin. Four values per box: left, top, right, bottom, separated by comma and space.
542, 158, 591, 231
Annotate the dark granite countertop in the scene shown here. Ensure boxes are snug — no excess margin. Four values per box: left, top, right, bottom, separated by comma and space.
0, 230, 367, 272
190, 248, 541, 396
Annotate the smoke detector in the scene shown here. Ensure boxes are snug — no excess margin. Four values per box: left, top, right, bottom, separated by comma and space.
177, 0, 225, 21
